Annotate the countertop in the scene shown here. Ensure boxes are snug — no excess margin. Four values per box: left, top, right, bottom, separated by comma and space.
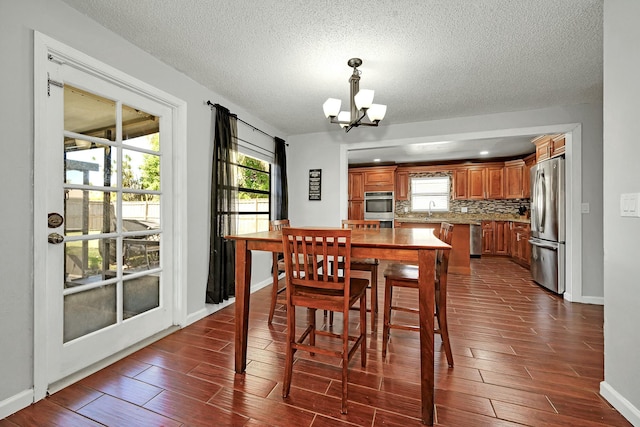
395, 215, 530, 225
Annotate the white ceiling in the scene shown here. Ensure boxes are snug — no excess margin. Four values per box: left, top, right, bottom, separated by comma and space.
60, 0, 602, 163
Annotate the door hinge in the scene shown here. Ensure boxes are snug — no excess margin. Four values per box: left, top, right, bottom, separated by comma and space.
47, 72, 63, 97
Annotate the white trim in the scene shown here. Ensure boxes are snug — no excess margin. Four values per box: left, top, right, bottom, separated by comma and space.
186, 276, 275, 326
344, 123, 585, 302
0, 389, 33, 420
600, 381, 640, 426
33, 31, 188, 401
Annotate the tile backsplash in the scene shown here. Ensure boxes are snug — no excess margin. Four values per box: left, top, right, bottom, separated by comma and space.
395, 171, 530, 218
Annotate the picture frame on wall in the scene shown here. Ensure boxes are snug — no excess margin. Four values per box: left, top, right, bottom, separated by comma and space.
308, 169, 321, 201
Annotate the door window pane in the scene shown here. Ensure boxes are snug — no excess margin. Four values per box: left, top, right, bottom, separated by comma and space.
65, 190, 116, 235
123, 275, 160, 319
64, 238, 118, 287
64, 284, 117, 342
64, 86, 116, 141
65, 145, 118, 187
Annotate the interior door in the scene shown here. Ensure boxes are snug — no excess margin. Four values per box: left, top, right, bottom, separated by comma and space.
42, 61, 174, 384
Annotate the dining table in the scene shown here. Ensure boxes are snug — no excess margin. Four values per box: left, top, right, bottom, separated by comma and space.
226, 226, 451, 425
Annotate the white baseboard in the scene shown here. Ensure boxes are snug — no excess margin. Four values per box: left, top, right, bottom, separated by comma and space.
185, 275, 276, 326
600, 381, 640, 426
564, 292, 604, 305
0, 389, 33, 420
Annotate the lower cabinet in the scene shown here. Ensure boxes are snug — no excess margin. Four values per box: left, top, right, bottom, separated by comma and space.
509, 222, 531, 268
348, 200, 364, 220
481, 221, 509, 255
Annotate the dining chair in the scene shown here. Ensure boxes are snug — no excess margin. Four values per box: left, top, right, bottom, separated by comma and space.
331, 219, 380, 332
382, 222, 454, 367
281, 227, 367, 414
268, 219, 290, 325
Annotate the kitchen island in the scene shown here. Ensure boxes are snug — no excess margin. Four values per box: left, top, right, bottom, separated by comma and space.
395, 218, 476, 275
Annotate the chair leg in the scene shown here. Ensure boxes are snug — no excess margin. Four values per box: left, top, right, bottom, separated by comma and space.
282, 296, 296, 398
309, 308, 316, 356
370, 264, 378, 332
268, 254, 279, 325
341, 311, 349, 415
437, 289, 454, 367
360, 293, 367, 368
382, 280, 392, 358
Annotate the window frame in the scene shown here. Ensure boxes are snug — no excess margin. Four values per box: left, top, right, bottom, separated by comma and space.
410, 176, 451, 212
234, 152, 271, 232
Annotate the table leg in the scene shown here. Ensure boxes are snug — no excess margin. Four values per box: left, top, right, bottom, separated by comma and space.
418, 249, 436, 425
234, 239, 252, 373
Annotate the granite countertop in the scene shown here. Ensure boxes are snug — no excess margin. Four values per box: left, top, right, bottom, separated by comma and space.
395, 215, 530, 225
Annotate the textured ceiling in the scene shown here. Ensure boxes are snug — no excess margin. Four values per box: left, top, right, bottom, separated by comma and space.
59, 0, 602, 161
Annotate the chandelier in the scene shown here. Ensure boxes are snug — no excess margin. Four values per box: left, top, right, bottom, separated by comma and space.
322, 58, 387, 133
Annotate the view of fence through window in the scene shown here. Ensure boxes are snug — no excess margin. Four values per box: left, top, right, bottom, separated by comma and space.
236, 154, 270, 234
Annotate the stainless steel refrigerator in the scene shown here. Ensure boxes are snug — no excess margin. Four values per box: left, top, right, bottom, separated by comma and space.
529, 157, 565, 294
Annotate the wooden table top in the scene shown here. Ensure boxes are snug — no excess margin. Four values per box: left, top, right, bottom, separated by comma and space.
226, 227, 451, 251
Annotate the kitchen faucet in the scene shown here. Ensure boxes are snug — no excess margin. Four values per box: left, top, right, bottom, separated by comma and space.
428, 200, 436, 218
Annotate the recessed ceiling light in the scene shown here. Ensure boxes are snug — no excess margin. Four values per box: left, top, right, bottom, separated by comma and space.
373, 158, 381, 162
480, 151, 489, 155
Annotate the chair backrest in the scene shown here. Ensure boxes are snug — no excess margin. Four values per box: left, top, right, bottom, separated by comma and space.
281, 228, 351, 293
270, 219, 290, 231
437, 222, 454, 280
341, 219, 380, 230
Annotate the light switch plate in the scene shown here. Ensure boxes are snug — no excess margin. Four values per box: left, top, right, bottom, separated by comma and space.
581, 203, 590, 214
620, 193, 640, 217
461, 207, 468, 213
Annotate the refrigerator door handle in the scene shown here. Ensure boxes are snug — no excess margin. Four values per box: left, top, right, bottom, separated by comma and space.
528, 239, 558, 250
536, 169, 546, 232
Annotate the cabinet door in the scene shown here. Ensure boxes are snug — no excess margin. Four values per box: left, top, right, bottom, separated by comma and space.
481, 221, 495, 254
486, 167, 504, 199
364, 169, 395, 190
494, 221, 510, 255
395, 171, 409, 201
468, 168, 486, 199
509, 224, 519, 259
532, 135, 552, 163
504, 163, 524, 199
348, 172, 364, 201
523, 154, 536, 199
453, 169, 468, 199
348, 200, 364, 220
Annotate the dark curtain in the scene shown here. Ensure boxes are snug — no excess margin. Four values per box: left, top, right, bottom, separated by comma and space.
272, 137, 288, 220
206, 105, 238, 304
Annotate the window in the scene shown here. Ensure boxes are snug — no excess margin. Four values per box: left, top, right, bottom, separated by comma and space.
236, 153, 271, 233
411, 176, 450, 212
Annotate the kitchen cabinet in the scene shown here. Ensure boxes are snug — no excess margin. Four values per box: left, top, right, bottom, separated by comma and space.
532, 134, 565, 163
453, 169, 469, 200
482, 220, 509, 255
395, 170, 409, 201
504, 160, 525, 199
523, 154, 536, 199
465, 165, 504, 200
348, 171, 364, 201
348, 200, 364, 220
363, 166, 396, 191
510, 222, 531, 268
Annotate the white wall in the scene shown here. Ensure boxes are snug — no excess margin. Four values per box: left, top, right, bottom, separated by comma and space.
288, 103, 604, 300
600, 1, 640, 425
0, 0, 278, 410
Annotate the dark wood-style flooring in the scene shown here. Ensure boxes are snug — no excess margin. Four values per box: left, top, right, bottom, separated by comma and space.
3, 257, 631, 426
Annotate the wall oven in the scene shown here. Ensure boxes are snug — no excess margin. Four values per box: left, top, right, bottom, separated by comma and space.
364, 191, 394, 228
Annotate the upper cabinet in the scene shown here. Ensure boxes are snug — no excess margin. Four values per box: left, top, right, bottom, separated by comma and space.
504, 160, 525, 199
395, 170, 409, 201
459, 165, 504, 200
522, 153, 536, 199
532, 134, 565, 163
453, 169, 469, 200
363, 166, 396, 191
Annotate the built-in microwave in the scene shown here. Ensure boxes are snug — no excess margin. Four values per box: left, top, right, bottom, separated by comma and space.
364, 191, 394, 228
364, 191, 394, 215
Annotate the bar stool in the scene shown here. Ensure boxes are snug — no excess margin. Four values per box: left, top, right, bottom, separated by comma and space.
382, 222, 454, 367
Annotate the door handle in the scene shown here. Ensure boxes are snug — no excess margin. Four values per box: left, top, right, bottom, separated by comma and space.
48, 233, 64, 244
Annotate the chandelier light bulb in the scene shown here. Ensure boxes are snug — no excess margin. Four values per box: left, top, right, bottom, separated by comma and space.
323, 98, 341, 118
367, 104, 387, 122
354, 89, 374, 110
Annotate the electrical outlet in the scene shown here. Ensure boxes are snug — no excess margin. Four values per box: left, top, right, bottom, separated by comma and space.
461, 207, 468, 213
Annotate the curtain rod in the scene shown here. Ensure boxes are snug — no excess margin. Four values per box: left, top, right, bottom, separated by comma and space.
206, 100, 284, 143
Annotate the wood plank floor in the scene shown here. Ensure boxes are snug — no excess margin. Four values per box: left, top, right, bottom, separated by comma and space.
4, 257, 632, 426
